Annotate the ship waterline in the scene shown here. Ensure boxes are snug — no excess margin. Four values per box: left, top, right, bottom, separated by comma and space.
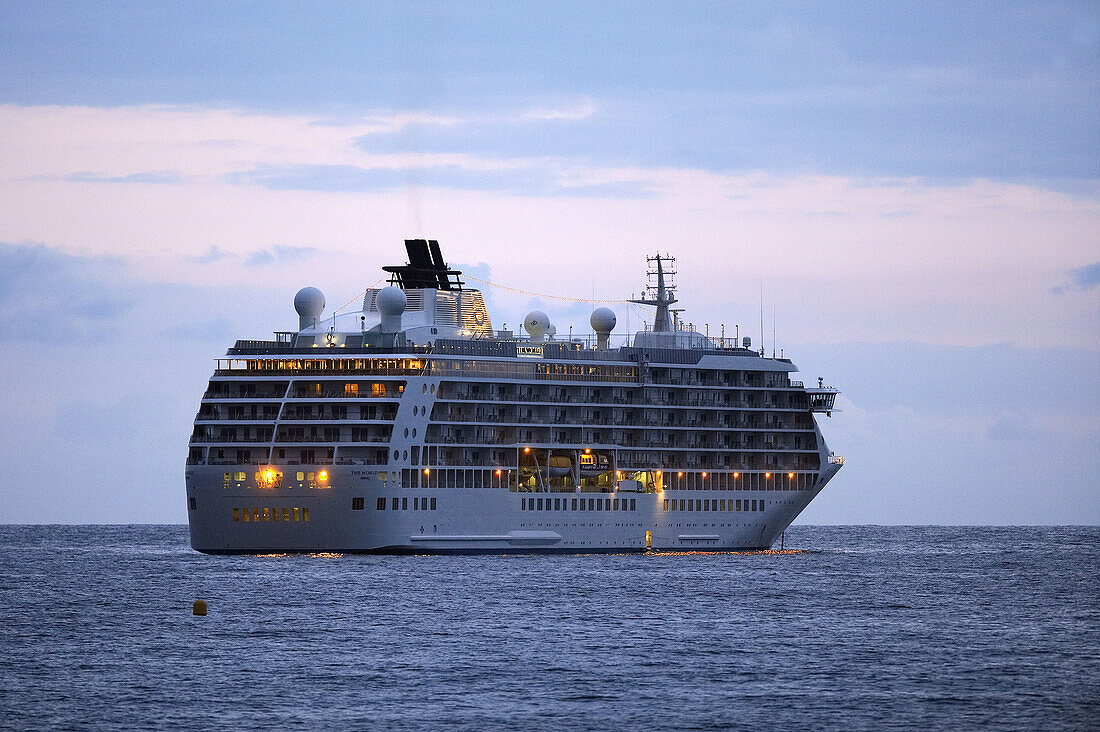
186, 240, 842, 553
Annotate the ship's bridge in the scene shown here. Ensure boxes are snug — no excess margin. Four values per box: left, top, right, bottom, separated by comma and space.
806, 387, 838, 413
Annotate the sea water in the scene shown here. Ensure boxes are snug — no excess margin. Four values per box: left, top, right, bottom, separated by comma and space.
0, 525, 1096, 730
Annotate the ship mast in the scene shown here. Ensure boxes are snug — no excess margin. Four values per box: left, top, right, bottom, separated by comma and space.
631, 254, 677, 332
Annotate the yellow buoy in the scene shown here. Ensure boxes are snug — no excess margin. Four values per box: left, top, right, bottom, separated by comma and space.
193, 599, 207, 616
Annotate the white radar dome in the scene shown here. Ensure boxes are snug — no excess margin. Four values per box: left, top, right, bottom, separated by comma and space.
590, 307, 616, 333
524, 310, 550, 342
294, 287, 325, 317
294, 287, 325, 330
377, 286, 407, 334
591, 307, 616, 351
376, 286, 407, 316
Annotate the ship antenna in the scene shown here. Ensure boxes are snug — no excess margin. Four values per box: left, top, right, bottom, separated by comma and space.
772, 305, 776, 358
759, 281, 764, 356
631, 253, 677, 332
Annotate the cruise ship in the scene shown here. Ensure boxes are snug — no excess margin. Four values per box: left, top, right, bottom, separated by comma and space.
185, 239, 843, 553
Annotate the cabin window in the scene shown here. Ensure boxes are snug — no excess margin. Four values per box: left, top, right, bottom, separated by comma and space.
376, 497, 385, 510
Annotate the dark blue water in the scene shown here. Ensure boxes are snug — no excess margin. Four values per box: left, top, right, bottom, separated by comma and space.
0, 526, 1096, 730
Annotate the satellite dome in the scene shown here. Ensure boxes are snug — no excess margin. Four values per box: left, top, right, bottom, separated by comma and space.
294, 287, 325, 318
590, 307, 616, 334
294, 287, 325, 330
591, 307, 616, 351
524, 310, 550, 342
376, 286, 407, 316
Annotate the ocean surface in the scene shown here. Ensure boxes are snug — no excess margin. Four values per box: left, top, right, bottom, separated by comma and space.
0, 525, 1096, 730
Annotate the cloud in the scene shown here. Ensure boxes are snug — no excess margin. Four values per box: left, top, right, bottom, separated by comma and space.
245, 245, 317, 266
189, 246, 230, 264
985, 413, 1040, 441
227, 162, 655, 198
0, 242, 133, 340
64, 170, 184, 184
1051, 262, 1100, 294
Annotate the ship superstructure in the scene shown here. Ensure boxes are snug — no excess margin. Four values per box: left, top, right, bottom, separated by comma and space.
186, 239, 842, 553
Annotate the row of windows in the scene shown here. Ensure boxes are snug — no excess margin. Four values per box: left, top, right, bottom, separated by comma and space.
663, 471, 816, 491
522, 496, 638, 512
352, 496, 438, 511
394, 467, 815, 492
232, 506, 309, 522
663, 498, 764, 512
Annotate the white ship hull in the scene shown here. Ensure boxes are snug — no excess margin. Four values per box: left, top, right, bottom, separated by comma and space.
186, 462, 840, 554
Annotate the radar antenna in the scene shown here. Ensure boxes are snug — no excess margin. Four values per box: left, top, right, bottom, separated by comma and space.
630, 254, 677, 332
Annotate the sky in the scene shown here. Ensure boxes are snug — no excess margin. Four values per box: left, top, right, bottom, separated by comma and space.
0, 1, 1097, 524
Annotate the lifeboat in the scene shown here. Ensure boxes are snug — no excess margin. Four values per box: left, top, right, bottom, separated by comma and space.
579, 452, 610, 477
547, 456, 572, 477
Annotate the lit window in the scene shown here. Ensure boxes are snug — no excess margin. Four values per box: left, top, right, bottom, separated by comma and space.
282, 508, 290, 522
663, 499, 669, 511
262, 508, 270, 522
303, 508, 310, 522
297, 472, 305, 481
293, 507, 300, 522
232, 507, 239, 522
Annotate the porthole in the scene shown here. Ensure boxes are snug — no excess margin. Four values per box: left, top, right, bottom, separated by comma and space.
422, 384, 427, 394
404, 427, 409, 438
403, 450, 408, 461
392, 449, 398, 460
430, 384, 436, 394
412, 428, 417, 437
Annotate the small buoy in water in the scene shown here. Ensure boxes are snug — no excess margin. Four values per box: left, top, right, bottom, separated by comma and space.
193, 599, 207, 616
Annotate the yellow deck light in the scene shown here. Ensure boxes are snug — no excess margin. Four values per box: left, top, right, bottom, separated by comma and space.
524, 447, 530, 453
765, 472, 771, 479
677, 471, 683, 477
424, 468, 430, 475
318, 470, 328, 482
788, 472, 795, 479
702, 472, 708, 478
734, 472, 740, 479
